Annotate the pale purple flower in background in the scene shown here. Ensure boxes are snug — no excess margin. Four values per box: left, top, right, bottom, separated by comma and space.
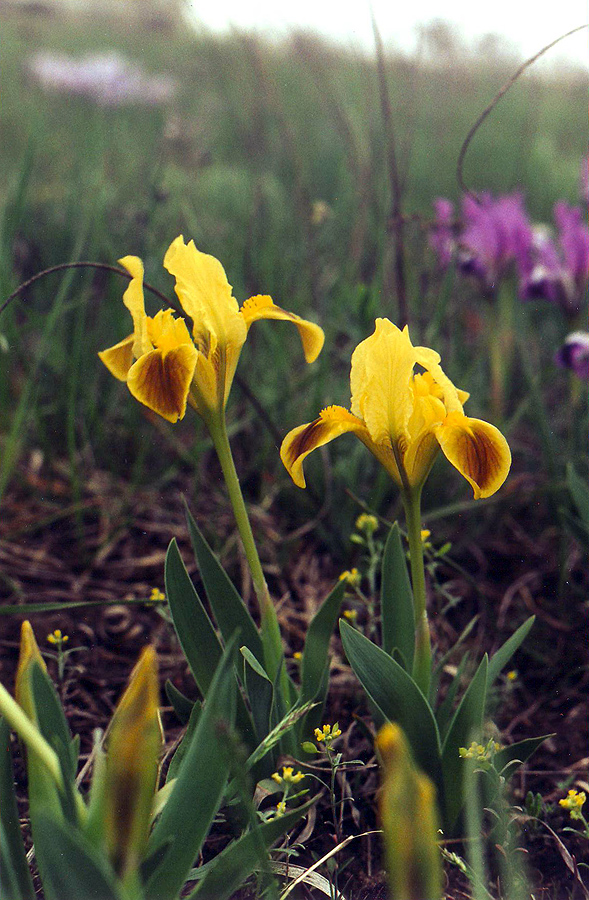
27, 52, 177, 106
428, 198, 455, 269
519, 202, 589, 315
518, 224, 563, 305
555, 331, 589, 380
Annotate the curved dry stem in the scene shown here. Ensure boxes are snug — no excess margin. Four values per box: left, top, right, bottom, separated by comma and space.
457, 24, 588, 200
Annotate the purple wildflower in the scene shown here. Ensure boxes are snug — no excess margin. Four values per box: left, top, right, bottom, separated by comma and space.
457, 192, 533, 292
555, 332, 589, 380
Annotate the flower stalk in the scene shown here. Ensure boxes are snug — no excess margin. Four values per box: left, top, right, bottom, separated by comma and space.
402, 485, 431, 697
205, 410, 284, 682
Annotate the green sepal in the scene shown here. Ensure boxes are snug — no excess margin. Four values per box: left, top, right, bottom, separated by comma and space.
184, 502, 264, 659
185, 799, 316, 900
164, 678, 195, 725
32, 814, 124, 900
340, 619, 442, 787
0, 718, 36, 900
441, 655, 488, 831
144, 635, 238, 900
380, 523, 414, 669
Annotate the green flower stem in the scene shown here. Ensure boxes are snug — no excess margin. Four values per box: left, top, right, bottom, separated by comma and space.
402, 486, 431, 697
206, 412, 285, 682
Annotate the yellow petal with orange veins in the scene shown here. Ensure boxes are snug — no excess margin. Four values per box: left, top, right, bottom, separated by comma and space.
119, 256, 151, 357
281, 406, 367, 488
98, 334, 134, 381
434, 413, 511, 499
127, 344, 198, 423
240, 295, 325, 363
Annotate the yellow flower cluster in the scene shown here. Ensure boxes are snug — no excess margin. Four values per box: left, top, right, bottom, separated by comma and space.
559, 789, 586, 819
149, 587, 166, 602
459, 739, 502, 762
271, 766, 306, 785
315, 723, 342, 748
47, 629, 69, 646
355, 513, 379, 536
339, 567, 361, 588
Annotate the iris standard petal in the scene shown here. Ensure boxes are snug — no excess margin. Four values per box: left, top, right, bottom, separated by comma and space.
350, 319, 416, 446
280, 406, 367, 488
127, 344, 198, 423
434, 412, 511, 499
98, 334, 135, 381
163, 235, 246, 356
119, 256, 151, 358
240, 295, 325, 363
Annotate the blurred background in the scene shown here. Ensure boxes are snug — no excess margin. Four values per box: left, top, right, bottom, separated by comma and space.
0, 0, 587, 552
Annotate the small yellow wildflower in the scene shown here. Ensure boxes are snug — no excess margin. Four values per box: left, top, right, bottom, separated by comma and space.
272, 766, 306, 785
459, 739, 502, 762
420, 529, 431, 542
149, 587, 166, 602
355, 513, 379, 536
314, 723, 342, 749
343, 609, 358, 622
293, 651, 303, 662
560, 789, 586, 820
339, 567, 361, 588
275, 800, 287, 816
47, 629, 69, 646
506, 670, 518, 682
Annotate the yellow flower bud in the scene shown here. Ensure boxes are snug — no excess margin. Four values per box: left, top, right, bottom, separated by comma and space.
376, 723, 442, 900
104, 646, 162, 879
15, 621, 48, 722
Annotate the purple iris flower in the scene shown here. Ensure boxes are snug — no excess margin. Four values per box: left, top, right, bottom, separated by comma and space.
456, 192, 533, 292
555, 332, 589, 380
429, 198, 455, 269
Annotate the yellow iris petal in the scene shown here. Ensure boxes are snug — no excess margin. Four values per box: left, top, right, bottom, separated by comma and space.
434, 412, 511, 499
98, 334, 135, 381
119, 256, 152, 358
350, 319, 416, 448
163, 235, 246, 357
240, 294, 325, 363
280, 406, 368, 488
127, 344, 198, 423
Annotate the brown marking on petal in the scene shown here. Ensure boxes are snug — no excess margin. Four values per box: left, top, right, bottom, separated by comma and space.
283, 417, 325, 468
128, 347, 196, 422
460, 427, 503, 492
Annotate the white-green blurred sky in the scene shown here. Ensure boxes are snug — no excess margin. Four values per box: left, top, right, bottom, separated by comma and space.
186, 0, 588, 70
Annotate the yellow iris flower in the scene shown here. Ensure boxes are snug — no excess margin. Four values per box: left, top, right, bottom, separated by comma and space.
281, 318, 511, 499
99, 235, 324, 423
